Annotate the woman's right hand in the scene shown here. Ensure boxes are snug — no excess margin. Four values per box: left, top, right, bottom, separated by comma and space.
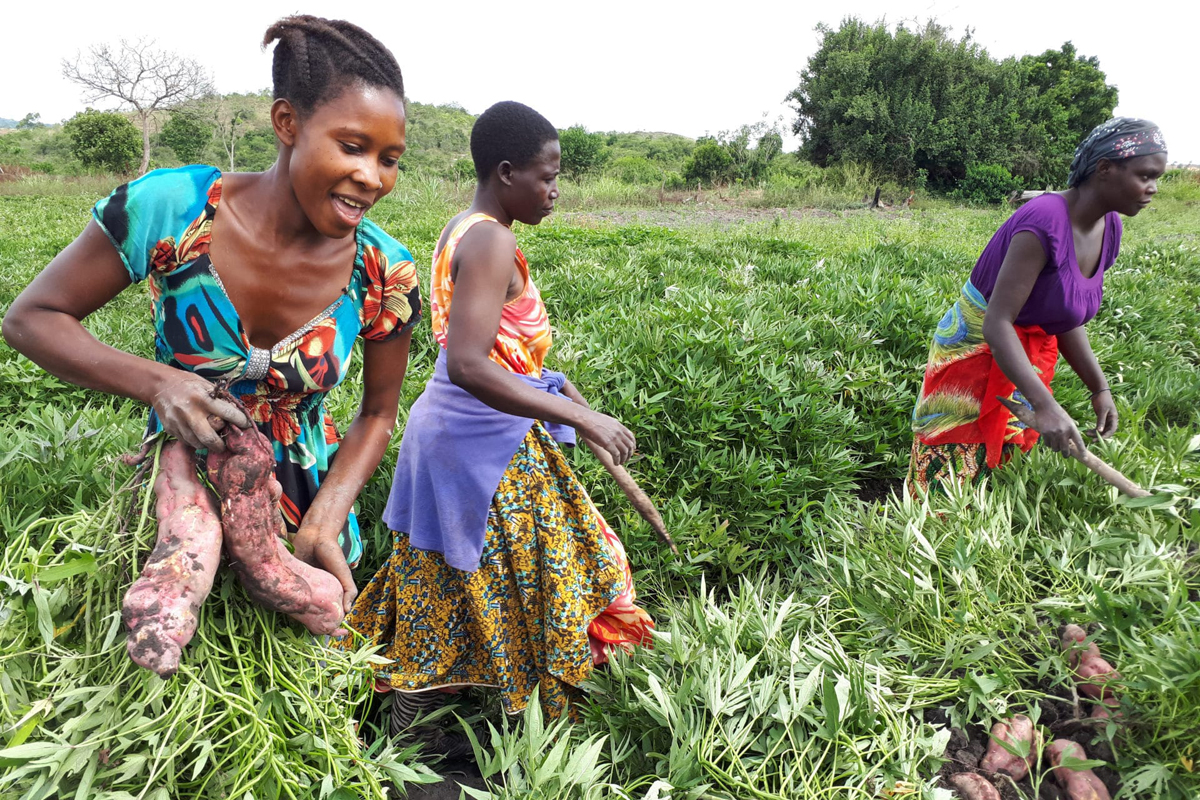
152, 373, 252, 452
1034, 401, 1086, 457
579, 410, 636, 466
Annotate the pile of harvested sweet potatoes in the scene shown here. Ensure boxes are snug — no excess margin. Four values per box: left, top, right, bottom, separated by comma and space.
948, 625, 1123, 800
122, 401, 345, 678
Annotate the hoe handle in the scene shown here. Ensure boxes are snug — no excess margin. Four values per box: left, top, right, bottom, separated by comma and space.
582, 438, 679, 556
995, 396, 1150, 498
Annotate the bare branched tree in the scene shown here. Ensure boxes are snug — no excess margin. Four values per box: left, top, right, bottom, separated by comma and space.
62, 38, 213, 175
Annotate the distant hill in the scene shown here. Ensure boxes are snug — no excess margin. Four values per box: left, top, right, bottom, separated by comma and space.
0, 118, 18, 129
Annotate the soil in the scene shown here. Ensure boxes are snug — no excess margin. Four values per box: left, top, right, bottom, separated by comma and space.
404, 765, 489, 800
854, 476, 904, 504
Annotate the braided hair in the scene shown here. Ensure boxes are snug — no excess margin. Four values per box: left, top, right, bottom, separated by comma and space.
262, 15, 404, 116
470, 101, 558, 183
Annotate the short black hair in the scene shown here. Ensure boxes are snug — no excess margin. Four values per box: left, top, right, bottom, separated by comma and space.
470, 101, 558, 182
263, 15, 404, 116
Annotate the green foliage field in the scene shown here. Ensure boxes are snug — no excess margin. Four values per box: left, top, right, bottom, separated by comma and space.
1, 173, 1198, 798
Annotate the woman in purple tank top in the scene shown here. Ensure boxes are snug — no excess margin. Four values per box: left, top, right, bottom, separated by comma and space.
909, 119, 1168, 494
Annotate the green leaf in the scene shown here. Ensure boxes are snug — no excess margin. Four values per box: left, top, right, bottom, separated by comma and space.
1121, 493, 1176, 509
31, 586, 53, 647
0, 742, 63, 762
1057, 753, 1107, 771
37, 553, 96, 584
961, 641, 999, 665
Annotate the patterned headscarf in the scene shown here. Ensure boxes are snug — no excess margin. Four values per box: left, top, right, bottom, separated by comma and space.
1068, 117, 1167, 187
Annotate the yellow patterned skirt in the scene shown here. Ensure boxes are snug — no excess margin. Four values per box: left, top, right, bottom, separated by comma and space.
334, 424, 654, 719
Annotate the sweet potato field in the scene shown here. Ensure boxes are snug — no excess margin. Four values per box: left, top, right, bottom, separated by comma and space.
1, 175, 1199, 799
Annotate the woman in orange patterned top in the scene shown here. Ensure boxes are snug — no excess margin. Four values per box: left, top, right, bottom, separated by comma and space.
338, 102, 653, 748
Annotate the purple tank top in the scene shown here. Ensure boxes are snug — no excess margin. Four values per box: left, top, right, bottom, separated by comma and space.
968, 193, 1123, 335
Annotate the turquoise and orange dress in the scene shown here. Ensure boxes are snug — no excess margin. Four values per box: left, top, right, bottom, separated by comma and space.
337, 213, 654, 718
92, 165, 421, 565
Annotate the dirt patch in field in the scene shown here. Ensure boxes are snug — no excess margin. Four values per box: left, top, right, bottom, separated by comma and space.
0, 164, 33, 182
854, 476, 903, 504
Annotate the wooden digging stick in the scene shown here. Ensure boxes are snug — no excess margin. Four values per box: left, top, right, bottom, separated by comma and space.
995, 396, 1150, 498
582, 438, 679, 555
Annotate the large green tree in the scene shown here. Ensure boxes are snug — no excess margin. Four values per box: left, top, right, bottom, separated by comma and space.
1017, 43, 1118, 186
787, 18, 1116, 190
558, 125, 608, 179
63, 109, 142, 173
159, 112, 212, 164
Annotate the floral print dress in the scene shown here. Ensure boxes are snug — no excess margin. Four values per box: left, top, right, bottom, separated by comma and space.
337, 213, 654, 719
92, 165, 421, 565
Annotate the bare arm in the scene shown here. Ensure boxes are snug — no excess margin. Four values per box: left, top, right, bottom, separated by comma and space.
292, 328, 414, 607
981, 231, 1085, 455
1, 221, 248, 450
1057, 326, 1118, 438
444, 222, 634, 463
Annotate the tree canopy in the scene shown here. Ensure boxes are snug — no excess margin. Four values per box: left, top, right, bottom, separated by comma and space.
63, 109, 141, 173
787, 19, 1118, 189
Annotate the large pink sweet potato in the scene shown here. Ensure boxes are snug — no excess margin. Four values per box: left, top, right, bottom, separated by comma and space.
949, 773, 1001, 800
1047, 740, 1112, 800
122, 441, 223, 678
206, 422, 345, 635
979, 714, 1038, 780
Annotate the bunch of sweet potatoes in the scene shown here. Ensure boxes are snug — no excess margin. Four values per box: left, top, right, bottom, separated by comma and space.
949, 624, 1121, 800
123, 408, 344, 678
1061, 624, 1122, 721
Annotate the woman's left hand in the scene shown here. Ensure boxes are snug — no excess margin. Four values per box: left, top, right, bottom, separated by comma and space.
1091, 390, 1119, 439
292, 526, 358, 610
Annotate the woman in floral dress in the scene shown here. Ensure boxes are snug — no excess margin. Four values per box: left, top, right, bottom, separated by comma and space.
3, 16, 420, 606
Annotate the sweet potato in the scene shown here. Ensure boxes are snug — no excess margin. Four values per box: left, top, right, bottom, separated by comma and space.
1090, 696, 1121, 720
1061, 624, 1100, 670
206, 422, 345, 635
979, 714, 1038, 780
122, 441, 223, 678
949, 773, 1001, 800
1061, 624, 1120, 700
1076, 656, 1120, 701
1047, 740, 1111, 800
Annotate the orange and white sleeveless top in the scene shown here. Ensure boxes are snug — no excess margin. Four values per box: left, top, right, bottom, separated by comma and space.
430, 213, 551, 377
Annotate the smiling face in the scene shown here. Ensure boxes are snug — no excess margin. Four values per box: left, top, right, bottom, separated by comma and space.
1095, 152, 1168, 217
274, 81, 407, 237
500, 139, 561, 226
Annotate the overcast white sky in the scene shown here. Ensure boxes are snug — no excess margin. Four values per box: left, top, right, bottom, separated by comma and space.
3, 0, 1197, 163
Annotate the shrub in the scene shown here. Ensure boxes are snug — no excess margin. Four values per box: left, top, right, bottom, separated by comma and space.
768, 155, 825, 187
682, 142, 733, 186
452, 157, 476, 183
607, 155, 664, 185
63, 109, 141, 173
954, 163, 1022, 205
159, 112, 212, 164
235, 128, 279, 172
558, 125, 607, 179
662, 171, 687, 190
